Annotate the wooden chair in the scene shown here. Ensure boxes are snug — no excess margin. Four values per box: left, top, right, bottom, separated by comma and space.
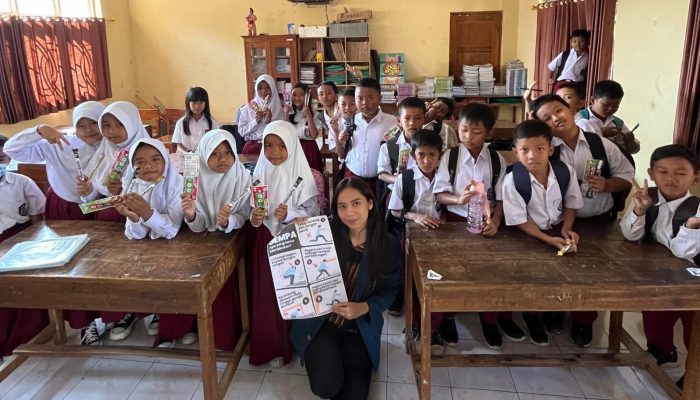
158, 135, 177, 153
139, 109, 166, 138
164, 109, 186, 136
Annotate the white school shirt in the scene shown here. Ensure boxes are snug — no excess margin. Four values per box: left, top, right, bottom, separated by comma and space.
547, 49, 589, 82
290, 110, 323, 141
4, 126, 99, 203
620, 192, 700, 262
575, 108, 631, 136
388, 166, 441, 220
321, 110, 337, 151
344, 110, 396, 178
432, 144, 506, 219
377, 133, 416, 190
172, 116, 219, 152
238, 106, 269, 142
502, 162, 584, 230
0, 172, 46, 234
552, 129, 635, 218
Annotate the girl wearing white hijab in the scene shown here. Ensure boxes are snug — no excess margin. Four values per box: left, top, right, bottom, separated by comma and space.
183, 129, 252, 233
238, 74, 284, 155
4, 101, 104, 220
247, 120, 319, 367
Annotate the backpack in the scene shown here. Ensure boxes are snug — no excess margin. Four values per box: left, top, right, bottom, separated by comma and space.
644, 188, 700, 266
376, 135, 406, 216
384, 169, 416, 234
555, 50, 588, 81
447, 146, 502, 203
510, 159, 571, 205
579, 109, 624, 131
551, 131, 635, 217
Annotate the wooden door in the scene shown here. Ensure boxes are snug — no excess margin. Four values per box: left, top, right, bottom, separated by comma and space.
449, 12, 502, 85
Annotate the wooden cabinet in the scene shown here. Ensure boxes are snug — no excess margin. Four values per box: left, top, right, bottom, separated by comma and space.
242, 34, 298, 100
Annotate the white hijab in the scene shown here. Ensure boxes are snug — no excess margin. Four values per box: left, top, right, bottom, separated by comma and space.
126, 138, 183, 212
253, 120, 318, 235
72, 101, 104, 128
86, 101, 150, 196
254, 74, 284, 122
195, 129, 252, 231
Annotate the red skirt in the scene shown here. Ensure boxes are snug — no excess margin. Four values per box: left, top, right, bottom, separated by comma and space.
94, 207, 126, 223
242, 141, 262, 155
300, 139, 323, 172
45, 188, 92, 221
245, 223, 293, 365
0, 221, 49, 356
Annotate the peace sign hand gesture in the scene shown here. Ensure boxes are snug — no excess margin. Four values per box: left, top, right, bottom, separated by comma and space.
632, 179, 653, 216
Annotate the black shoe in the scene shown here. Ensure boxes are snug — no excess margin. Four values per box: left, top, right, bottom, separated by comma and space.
439, 317, 458, 347
497, 317, 525, 342
677, 374, 684, 389
523, 313, 549, 346
647, 345, 679, 367
388, 290, 404, 317
431, 330, 446, 354
570, 322, 593, 347
403, 326, 420, 341
542, 312, 565, 334
481, 322, 503, 350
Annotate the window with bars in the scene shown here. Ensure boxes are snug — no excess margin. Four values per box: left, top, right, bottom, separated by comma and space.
0, 0, 100, 18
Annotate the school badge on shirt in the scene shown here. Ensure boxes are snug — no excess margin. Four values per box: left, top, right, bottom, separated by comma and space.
18, 203, 28, 217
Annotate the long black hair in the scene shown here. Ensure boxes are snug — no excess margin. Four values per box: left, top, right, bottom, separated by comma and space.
288, 82, 310, 125
331, 177, 392, 295
183, 86, 213, 136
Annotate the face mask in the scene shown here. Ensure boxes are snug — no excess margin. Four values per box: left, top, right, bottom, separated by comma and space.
0, 163, 6, 179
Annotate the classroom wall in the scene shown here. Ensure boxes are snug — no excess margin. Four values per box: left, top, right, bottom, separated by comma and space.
127, 0, 521, 122
516, 0, 537, 85
0, 0, 136, 137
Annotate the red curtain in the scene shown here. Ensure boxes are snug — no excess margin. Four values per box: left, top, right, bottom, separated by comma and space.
0, 16, 111, 124
673, 0, 700, 156
583, 0, 616, 99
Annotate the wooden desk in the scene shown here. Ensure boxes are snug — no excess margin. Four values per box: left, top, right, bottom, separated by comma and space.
0, 221, 249, 400
405, 220, 700, 400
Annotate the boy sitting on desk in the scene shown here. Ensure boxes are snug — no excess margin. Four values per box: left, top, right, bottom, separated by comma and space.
620, 144, 700, 389
502, 120, 583, 346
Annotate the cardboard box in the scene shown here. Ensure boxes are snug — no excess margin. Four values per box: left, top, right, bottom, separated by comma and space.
337, 10, 372, 22
329, 22, 368, 37
299, 25, 327, 38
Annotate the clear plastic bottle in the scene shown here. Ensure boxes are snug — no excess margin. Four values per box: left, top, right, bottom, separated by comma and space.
467, 193, 485, 234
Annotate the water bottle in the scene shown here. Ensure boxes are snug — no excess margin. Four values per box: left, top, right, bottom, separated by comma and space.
466, 193, 485, 234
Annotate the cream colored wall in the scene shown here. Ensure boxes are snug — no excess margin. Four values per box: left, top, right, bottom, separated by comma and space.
516, 0, 537, 84
127, 0, 521, 122
0, 0, 135, 137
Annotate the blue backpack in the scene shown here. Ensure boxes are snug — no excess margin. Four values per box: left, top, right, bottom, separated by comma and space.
510, 159, 571, 205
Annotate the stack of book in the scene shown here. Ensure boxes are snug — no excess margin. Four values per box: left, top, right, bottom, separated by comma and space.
328, 42, 347, 61
478, 64, 495, 93
324, 64, 345, 85
300, 66, 317, 85
461, 65, 480, 96
505, 59, 527, 96
346, 41, 369, 61
433, 76, 453, 98
417, 77, 435, 98
396, 83, 416, 102
381, 84, 396, 103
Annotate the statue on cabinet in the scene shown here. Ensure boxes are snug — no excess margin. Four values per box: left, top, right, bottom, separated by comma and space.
246, 8, 257, 36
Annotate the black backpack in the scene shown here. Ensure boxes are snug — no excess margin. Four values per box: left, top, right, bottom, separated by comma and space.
510, 158, 571, 205
446, 146, 501, 203
376, 135, 406, 217
644, 188, 700, 266
384, 169, 416, 234
551, 131, 635, 217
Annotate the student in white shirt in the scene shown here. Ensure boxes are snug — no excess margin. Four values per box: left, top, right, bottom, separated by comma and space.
502, 120, 583, 347
548, 29, 590, 92
377, 97, 425, 187
315, 81, 339, 151
238, 74, 284, 155
620, 145, 700, 389
330, 87, 358, 163
284, 83, 323, 171
424, 97, 459, 150
172, 86, 219, 153
335, 78, 396, 191
4, 101, 104, 220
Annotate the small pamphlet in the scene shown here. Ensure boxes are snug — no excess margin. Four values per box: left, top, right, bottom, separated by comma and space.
79, 196, 118, 214
252, 185, 269, 216
104, 148, 130, 185
583, 159, 604, 199
267, 216, 348, 320
183, 153, 199, 200
398, 148, 410, 173
248, 99, 262, 112
0, 234, 90, 272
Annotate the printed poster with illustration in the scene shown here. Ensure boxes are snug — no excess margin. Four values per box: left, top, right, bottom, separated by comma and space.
267, 216, 348, 320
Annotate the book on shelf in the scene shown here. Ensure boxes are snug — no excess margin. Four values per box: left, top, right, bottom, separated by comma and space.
0, 234, 91, 273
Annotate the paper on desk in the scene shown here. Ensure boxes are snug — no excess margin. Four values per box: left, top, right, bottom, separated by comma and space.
427, 269, 443, 280
687, 268, 700, 277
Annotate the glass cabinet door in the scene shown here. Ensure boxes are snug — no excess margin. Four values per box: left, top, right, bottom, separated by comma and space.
273, 45, 291, 74
249, 45, 268, 76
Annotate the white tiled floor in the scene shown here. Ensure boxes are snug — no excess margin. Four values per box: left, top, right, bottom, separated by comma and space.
0, 312, 687, 400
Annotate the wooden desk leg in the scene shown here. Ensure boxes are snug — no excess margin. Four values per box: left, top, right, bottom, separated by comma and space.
420, 291, 431, 400
198, 304, 219, 400
608, 311, 624, 353
49, 309, 67, 345
404, 242, 413, 355
682, 310, 700, 400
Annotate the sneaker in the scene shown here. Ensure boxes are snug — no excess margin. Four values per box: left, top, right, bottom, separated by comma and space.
647, 345, 679, 367
147, 314, 159, 336
481, 322, 503, 350
523, 313, 549, 346
542, 312, 565, 334
677, 374, 684, 389
497, 317, 526, 342
80, 321, 101, 346
430, 330, 446, 355
270, 356, 284, 368
158, 340, 174, 348
438, 317, 458, 346
108, 313, 137, 341
181, 331, 198, 345
388, 291, 404, 317
570, 322, 593, 347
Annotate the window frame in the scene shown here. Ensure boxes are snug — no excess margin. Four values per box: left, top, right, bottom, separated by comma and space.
0, 0, 99, 18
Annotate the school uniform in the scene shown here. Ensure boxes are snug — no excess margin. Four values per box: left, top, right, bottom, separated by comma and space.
0, 171, 48, 356
317, 109, 337, 151
548, 49, 589, 82
424, 120, 459, 150
247, 121, 319, 366
575, 107, 640, 154
343, 110, 396, 179
290, 109, 324, 171
432, 144, 506, 221
171, 115, 219, 152
377, 132, 416, 191
238, 74, 284, 155
4, 102, 104, 220
552, 129, 634, 218
620, 191, 700, 354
